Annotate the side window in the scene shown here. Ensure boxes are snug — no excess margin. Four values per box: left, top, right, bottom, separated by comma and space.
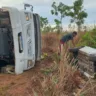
18, 32, 23, 53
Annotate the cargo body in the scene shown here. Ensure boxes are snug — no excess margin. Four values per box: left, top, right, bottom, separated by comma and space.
78, 46, 96, 76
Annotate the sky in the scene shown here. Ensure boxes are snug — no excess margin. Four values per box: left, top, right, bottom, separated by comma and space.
0, 0, 96, 26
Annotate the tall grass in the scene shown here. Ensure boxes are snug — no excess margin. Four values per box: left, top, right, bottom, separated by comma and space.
38, 31, 96, 96
27, 33, 83, 96
42, 33, 60, 54
27, 55, 81, 96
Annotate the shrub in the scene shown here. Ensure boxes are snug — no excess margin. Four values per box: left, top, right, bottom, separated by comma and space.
77, 28, 96, 48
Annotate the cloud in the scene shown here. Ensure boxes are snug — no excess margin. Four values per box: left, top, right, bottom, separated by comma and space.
0, 0, 96, 9
1, 0, 23, 5
0, 0, 96, 25
0, 0, 24, 8
0, 0, 74, 8
84, 0, 96, 9
23, 0, 74, 7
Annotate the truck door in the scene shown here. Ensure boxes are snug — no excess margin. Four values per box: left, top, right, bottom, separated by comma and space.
21, 12, 35, 70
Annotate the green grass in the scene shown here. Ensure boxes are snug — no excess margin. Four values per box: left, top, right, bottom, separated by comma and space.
77, 28, 96, 48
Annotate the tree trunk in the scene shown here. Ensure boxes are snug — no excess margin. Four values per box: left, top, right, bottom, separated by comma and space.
57, 25, 60, 34
60, 17, 63, 33
78, 25, 81, 32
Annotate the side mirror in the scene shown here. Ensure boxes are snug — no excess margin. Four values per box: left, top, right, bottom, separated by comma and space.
24, 3, 33, 12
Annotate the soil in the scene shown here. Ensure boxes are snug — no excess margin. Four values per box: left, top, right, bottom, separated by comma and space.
0, 57, 53, 96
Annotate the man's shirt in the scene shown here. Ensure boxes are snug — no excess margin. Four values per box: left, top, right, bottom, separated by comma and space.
61, 33, 73, 42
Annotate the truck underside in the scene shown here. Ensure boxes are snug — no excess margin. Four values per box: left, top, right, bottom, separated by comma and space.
0, 10, 15, 72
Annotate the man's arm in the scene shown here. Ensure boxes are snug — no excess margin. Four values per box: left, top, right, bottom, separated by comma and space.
71, 39, 75, 47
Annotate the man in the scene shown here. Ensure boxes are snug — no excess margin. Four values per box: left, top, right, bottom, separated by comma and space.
59, 31, 77, 55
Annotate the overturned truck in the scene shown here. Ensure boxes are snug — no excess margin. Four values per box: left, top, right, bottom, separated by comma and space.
78, 46, 96, 77
0, 6, 41, 74
69, 46, 96, 78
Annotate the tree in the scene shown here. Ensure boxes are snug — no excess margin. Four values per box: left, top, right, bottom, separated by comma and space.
40, 16, 49, 32
54, 19, 61, 33
51, 2, 71, 33
40, 16, 48, 29
68, 24, 76, 32
68, 0, 88, 32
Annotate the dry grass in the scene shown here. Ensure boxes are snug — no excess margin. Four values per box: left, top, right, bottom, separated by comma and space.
77, 78, 96, 96
27, 33, 84, 96
53, 52, 82, 96
27, 32, 96, 96
42, 33, 60, 54
27, 55, 81, 96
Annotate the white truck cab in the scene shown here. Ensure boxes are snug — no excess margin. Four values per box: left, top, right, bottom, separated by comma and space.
0, 6, 41, 74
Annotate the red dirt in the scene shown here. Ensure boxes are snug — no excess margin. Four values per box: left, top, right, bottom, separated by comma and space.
0, 58, 53, 96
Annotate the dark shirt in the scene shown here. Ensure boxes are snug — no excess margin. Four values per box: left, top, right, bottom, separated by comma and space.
61, 33, 73, 42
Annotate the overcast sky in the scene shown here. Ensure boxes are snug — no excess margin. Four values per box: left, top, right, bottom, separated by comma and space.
0, 0, 96, 26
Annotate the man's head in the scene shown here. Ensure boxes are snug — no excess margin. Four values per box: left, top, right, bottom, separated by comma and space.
72, 31, 77, 37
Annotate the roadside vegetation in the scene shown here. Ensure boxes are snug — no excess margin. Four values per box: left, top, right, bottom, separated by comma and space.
36, 0, 96, 96
77, 28, 96, 48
